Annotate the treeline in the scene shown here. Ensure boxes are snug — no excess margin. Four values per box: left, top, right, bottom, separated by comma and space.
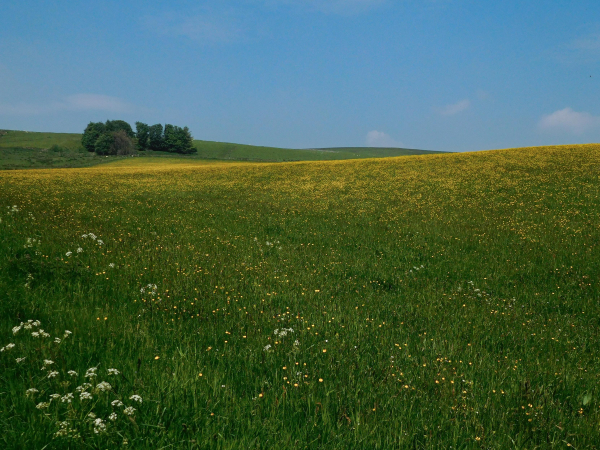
82, 120, 196, 155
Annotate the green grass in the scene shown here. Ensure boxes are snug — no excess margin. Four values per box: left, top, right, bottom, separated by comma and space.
0, 130, 443, 169
192, 140, 443, 161
1, 144, 599, 449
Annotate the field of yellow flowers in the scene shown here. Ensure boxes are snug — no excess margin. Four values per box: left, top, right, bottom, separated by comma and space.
1, 144, 599, 449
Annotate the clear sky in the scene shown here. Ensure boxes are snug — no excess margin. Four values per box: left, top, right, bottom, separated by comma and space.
1, 0, 599, 151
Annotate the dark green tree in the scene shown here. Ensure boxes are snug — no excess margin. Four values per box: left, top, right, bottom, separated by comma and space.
94, 133, 115, 156
135, 122, 149, 151
105, 120, 134, 138
148, 124, 164, 151
163, 124, 176, 153
81, 122, 105, 152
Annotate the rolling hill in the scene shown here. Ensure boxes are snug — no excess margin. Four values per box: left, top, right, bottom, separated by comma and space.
0, 129, 445, 169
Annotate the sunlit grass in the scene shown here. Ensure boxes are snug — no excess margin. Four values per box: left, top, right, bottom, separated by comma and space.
1, 143, 599, 448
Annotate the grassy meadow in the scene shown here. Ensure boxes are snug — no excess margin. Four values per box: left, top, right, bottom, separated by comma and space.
1, 144, 599, 449
0, 130, 443, 170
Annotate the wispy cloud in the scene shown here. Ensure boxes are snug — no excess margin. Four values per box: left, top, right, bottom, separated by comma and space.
366, 130, 403, 147
437, 99, 470, 116
551, 33, 600, 63
538, 107, 600, 134
0, 94, 135, 116
142, 11, 244, 44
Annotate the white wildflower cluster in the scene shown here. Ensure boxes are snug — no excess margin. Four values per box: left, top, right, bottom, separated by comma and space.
263, 344, 272, 352
255, 237, 283, 251
75, 383, 92, 392
81, 232, 103, 246
9, 319, 143, 440
140, 283, 158, 296
0, 342, 15, 352
54, 421, 80, 439
61, 393, 74, 403
409, 264, 425, 273
24, 273, 34, 289
24, 237, 41, 248
7, 205, 20, 214
96, 381, 112, 392
108, 263, 115, 268
274, 328, 294, 339
25, 388, 39, 397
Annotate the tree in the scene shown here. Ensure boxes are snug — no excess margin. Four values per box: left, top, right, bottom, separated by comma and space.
148, 124, 164, 151
105, 120, 134, 138
163, 124, 176, 153
94, 130, 136, 156
94, 133, 115, 156
82, 122, 105, 152
112, 130, 136, 155
135, 122, 149, 151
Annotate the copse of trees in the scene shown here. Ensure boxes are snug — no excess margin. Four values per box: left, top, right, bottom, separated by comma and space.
82, 120, 197, 156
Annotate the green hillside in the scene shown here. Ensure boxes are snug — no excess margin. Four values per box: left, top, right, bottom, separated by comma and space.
0, 130, 443, 169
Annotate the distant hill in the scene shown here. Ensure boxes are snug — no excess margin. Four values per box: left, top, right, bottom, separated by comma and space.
0, 130, 445, 170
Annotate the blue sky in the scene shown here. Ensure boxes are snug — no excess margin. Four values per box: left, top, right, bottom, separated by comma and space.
1, 0, 599, 151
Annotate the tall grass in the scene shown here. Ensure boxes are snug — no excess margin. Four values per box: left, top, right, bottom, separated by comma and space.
1, 144, 599, 449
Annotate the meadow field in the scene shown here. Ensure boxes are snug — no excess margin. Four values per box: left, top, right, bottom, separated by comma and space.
1, 144, 599, 449
0, 130, 443, 170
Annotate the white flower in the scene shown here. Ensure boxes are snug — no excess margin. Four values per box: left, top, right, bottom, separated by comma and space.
36, 402, 50, 409
12, 325, 22, 335
61, 393, 74, 403
65, 251, 72, 257
63, 330, 72, 337
111, 399, 124, 407
107, 368, 120, 376
109, 412, 117, 421
123, 406, 136, 416
49, 393, 61, 400
67, 370, 78, 377
32, 320, 41, 327
31, 332, 40, 338
129, 394, 142, 403
294, 339, 300, 346
16, 357, 26, 363
0, 343, 15, 352
89, 233, 97, 240
23, 323, 32, 330
81, 234, 88, 239
40, 331, 50, 338
75, 383, 92, 392
263, 344, 272, 352
54, 421, 69, 437
54, 337, 61, 344
93, 418, 106, 434
96, 381, 112, 392
85, 367, 98, 378
43, 359, 54, 366
108, 263, 115, 268
76, 247, 83, 253
25, 388, 39, 397
87, 412, 97, 420
47, 371, 59, 379
97, 240, 104, 246
80, 391, 93, 400
140, 287, 145, 294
